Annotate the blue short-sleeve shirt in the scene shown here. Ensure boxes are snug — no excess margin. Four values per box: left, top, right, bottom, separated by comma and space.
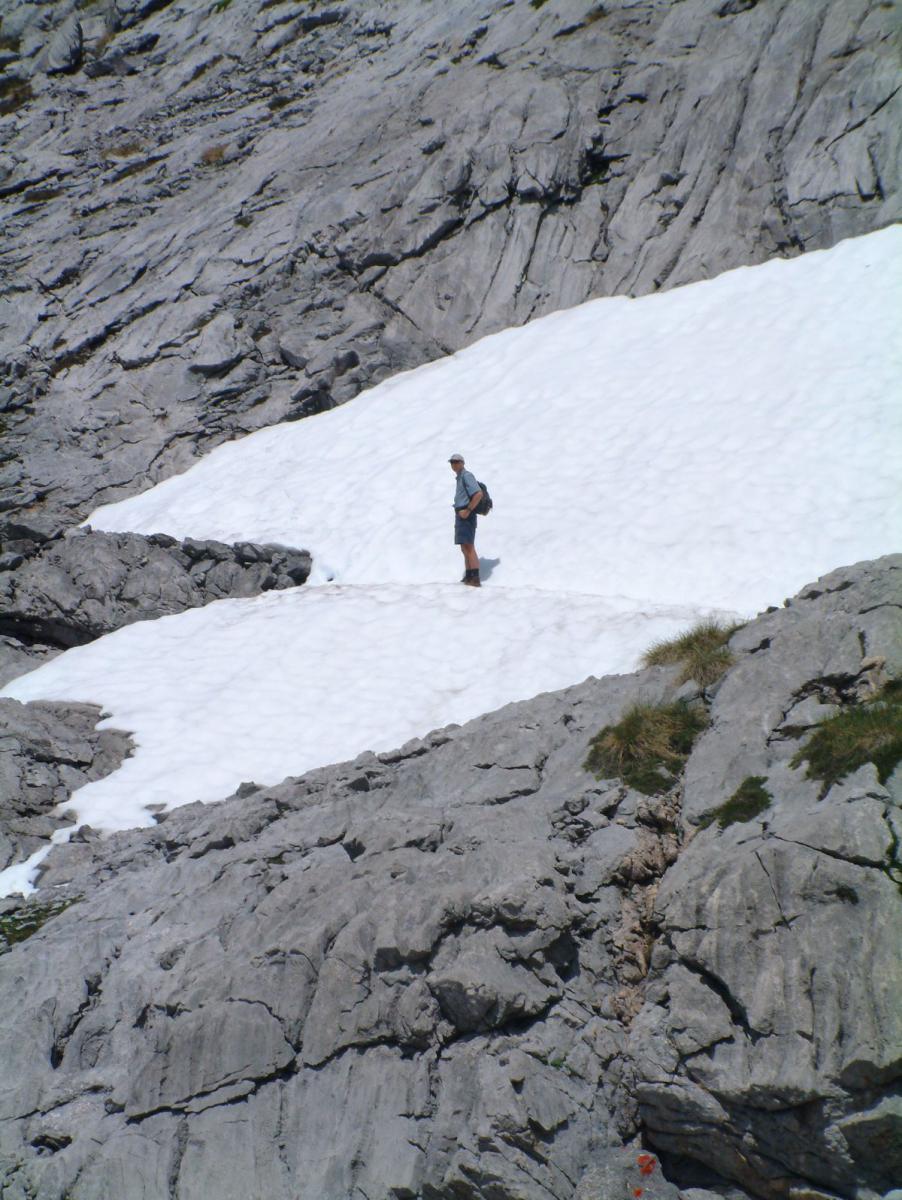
453, 469, 479, 509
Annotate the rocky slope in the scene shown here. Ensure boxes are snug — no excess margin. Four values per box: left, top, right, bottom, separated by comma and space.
2, 0, 900, 539
2, 3, 900, 1196
0, 699, 132, 870
1, 555, 899, 1200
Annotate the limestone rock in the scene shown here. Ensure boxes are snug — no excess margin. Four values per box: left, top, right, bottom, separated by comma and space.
187, 312, 247, 376
0, 556, 898, 1198
682, 555, 902, 826
0, 528, 311, 655
0, 700, 132, 870
576, 1147, 679, 1199
1, 0, 899, 538
629, 556, 902, 1198
0, 662, 679, 1197
43, 16, 83, 75
0, 635, 58, 690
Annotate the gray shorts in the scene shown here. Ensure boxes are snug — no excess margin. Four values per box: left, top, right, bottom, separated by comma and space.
454, 513, 477, 545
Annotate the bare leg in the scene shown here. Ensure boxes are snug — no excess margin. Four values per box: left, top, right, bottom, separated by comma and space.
463, 544, 479, 572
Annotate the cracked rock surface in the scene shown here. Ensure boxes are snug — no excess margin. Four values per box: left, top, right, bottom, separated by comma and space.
0, 527, 311, 686
2, 0, 899, 537
0, 700, 133, 871
631, 555, 902, 1199
0, 555, 898, 1199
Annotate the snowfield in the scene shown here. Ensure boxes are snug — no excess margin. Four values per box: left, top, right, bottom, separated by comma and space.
3, 586, 716, 826
2, 227, 900, 894
85, 224, 902, 610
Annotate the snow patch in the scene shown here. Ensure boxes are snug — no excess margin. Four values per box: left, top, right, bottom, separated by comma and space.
2, 585, 722, 838
86, 226, 902, 613
2, 228, 900, 895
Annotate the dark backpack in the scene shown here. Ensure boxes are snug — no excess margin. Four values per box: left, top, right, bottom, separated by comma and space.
474, 480, 492, 516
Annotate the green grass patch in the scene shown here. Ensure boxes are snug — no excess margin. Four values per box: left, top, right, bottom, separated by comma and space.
213, 0, 232, 11
642, 618, 744, 687
700, 775, 772, 829
268, 94, 291, 111
584, 700, 708, 795
0, 897, 79, 953
790, 680, 902, 790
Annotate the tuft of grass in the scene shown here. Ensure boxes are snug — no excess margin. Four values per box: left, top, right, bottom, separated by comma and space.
106, 139, 145, 158
790, 680, 902, 790
213, 0, 232, 11
584, 700, 708, 795
642, 618, 744, 687
530, 0, 551, 8
0, 75, 33, 115
700, 775, 772, 829
0, 897, 79, 953
200, 143, 227, 167
268, 94, 290, 111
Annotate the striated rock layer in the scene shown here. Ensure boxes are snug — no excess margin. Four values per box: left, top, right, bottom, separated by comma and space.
2, 0, 899, 537
0, 555, 898, 1199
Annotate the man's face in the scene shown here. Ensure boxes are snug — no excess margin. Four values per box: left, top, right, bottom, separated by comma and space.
450, 460, 463, 474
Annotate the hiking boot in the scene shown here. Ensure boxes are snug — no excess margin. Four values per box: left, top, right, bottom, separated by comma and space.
463, 569, 481, 588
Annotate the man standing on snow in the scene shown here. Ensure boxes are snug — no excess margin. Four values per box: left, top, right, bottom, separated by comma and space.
449, 453, 483, 588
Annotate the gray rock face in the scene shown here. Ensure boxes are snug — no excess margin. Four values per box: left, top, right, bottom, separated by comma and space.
0, 634, 58, 690
0, 700, 133, 871
1, 0, 899, 537
630, 555, 902, 1198
42, 16, 83, 75
0, 526, 311, 655
0, 663, 678, 1199
0, 555, 898, 1199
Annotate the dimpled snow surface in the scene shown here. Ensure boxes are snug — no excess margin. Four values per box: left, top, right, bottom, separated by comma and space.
2, 229, 900, 893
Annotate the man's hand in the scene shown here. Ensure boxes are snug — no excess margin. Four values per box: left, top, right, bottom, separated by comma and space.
457, 507, 471, 518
